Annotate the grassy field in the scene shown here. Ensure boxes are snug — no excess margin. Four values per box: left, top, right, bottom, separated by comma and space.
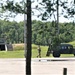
32, 44, 48, 58
0, 51, 74, 58
0, 43, 75, 58
0, 51, 24, 58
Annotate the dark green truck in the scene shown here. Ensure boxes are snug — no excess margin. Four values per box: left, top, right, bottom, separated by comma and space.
52, 43, 75, 57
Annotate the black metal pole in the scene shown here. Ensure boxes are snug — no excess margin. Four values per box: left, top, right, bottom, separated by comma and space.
63, 68, 67, 75
26, 0, 32, 75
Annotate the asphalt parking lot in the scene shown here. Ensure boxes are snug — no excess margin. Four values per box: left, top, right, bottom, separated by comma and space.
0, 58, 75, 75
32, 58, 75, 75
0, 58, 25, 75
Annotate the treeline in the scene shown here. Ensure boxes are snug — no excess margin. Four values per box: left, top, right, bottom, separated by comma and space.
0, 20, 75, 45
0, 20, 24, 43
32, 20, 75, 45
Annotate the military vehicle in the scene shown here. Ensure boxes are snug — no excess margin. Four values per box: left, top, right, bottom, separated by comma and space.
52, 43, 75, 57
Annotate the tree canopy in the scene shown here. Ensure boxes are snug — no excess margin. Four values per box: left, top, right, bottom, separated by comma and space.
0, 0, 74, 21
0, 19, 74, 45
0, 0, 75, 45
34, 0, 75, 21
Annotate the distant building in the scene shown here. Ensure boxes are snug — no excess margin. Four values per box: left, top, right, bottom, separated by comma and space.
0, 38, 13, 51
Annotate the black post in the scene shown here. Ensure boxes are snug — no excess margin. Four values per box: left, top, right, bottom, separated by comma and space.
26, 0, 32, 75
63, 68, 67, 75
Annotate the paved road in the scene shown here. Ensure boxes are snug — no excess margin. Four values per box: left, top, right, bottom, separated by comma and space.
0, 58, 75, 75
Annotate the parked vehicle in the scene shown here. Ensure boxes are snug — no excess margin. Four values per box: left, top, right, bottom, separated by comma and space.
52, 43, 75, 57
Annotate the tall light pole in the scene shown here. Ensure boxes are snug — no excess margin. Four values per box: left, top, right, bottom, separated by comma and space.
24, 0, 31, 75
26, 0, 32, 75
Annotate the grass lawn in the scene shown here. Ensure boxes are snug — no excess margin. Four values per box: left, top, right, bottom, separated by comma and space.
0, 51, 25, 58
0, 43, 74, 58
0, 50, 74, 58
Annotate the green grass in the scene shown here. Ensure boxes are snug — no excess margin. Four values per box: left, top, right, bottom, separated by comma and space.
0, 43, 75, 58
0, 50, 74, 58
32, 45, 48, 58
61, 54, 74, 57
0, 51, 24, 58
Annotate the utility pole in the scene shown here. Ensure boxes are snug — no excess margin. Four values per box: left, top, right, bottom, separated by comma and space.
26, 0, 32, 75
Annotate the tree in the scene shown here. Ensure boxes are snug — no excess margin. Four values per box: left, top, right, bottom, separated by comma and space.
34, 0, 75, 20
33, 0, 75, 48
